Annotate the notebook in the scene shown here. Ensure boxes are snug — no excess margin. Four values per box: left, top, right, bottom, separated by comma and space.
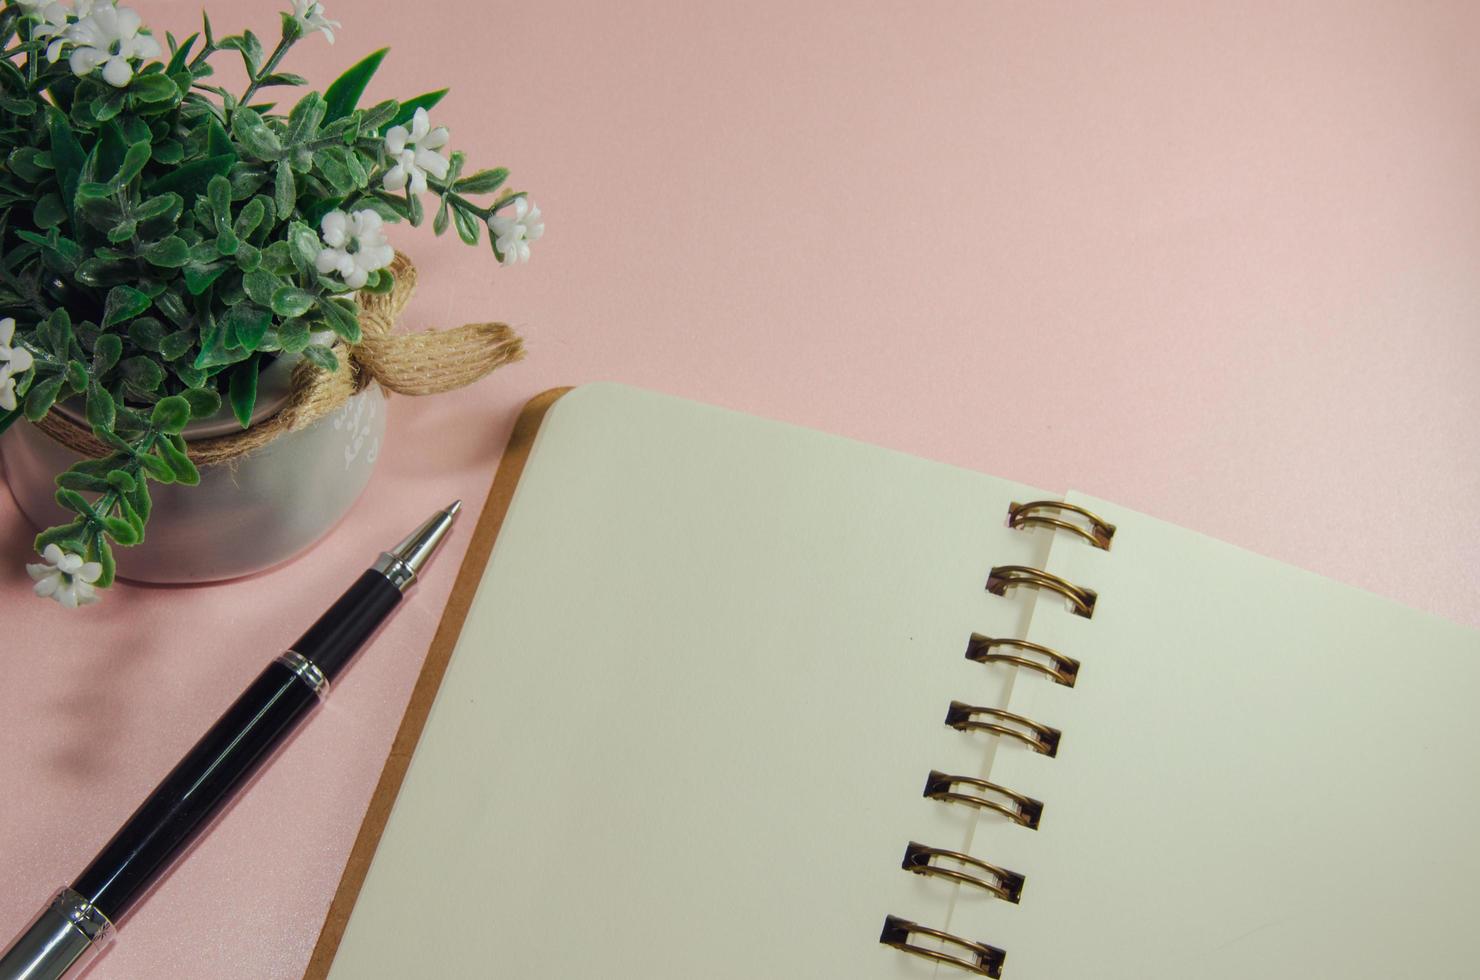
305, 383, 1480, 979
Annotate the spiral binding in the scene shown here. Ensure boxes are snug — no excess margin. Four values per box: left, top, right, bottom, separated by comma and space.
1007, 499, 1116, 550
902, 842, 1025, 903
881, 500, 1107, 976
945, 701, 1062, 757
987, 565, 1097, 617
880, 916, 1006, 978
965, 634, 1080, 688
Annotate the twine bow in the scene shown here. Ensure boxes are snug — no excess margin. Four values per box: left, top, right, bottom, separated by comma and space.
34, 253, 524, 467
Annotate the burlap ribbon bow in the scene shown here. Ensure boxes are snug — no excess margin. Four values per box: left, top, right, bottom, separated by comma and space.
35, 253, 524, 466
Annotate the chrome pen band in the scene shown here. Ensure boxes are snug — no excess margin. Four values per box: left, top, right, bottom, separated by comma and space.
371, 552, 417, 591
276, 651, 330, 699
0, 888, 114, 980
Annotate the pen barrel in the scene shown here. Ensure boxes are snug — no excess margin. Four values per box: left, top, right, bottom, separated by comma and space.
290, 569, 404, 681
70, 659, 321, 923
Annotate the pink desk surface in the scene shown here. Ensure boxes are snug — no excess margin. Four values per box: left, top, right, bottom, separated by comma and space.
3, 1, 1478, 976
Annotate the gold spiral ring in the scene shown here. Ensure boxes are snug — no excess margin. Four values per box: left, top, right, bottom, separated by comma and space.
1007, 500, 1116, 550
880, 915, 1006, 978
965, 634, 1081, 687
987, 565, 1097, 618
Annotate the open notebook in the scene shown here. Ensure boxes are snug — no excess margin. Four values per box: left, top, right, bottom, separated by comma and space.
306, 384, 1480, 979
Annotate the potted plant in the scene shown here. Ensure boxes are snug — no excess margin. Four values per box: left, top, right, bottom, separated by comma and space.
0, 0, 543, 606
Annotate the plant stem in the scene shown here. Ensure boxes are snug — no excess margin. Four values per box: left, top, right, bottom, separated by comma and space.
238, 34, 293, 108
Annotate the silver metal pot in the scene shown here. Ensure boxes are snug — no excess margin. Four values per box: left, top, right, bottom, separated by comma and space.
0, 358, 386, 584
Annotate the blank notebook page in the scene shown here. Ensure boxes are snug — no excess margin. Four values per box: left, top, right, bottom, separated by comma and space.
967, 492, 1480, 978
328, 384, 1058, 979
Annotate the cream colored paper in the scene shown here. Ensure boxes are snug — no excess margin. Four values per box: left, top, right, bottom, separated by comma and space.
329, 384, 1051, 979
329, 386, 1480, 979
965, 493, 1480, 978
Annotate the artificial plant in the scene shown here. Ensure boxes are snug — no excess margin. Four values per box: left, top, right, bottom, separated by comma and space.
0, 0, 543, 605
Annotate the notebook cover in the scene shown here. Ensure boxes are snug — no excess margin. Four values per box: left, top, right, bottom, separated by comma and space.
303, 386, 572, 980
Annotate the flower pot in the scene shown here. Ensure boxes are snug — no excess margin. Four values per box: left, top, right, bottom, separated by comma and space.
0, 357, 386, 584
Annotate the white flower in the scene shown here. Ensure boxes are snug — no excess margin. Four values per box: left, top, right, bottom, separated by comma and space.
487, 197, 544, 266
13, 0, 50, 11
0, 317, 34, 413
315, 209, 396, 290
30, 0, 92, 63
66, 3, 161, 87
27, 544, 103, 609
381, 108, 451, 196
290, 0, 340, 44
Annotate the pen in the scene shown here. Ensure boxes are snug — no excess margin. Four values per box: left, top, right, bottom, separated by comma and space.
0, 501, 462, 980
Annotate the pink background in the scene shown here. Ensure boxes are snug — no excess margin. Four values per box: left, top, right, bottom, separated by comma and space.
3, 1, 1479, 977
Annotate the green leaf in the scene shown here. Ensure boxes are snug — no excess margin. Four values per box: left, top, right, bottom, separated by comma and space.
93, 333, 123, 373
287, 220, 321, 274
182, 387, 222, 418
159, 329, 194, 360
55, 488, 99, 519
144, 236, 191, 267
120, 356, 165, 391
47, 107, 86, 221
383, 88, 448, 132
33, 193, 67, 230
302, 344, 339, 372
313, 146, 354, 195
324, 48, 389, 122
125, 474, 152, 524
453, 205, 481, 245
259, 71, 310, 88
208, 174, 232, 219
113, 141, 152, 185
454, 167, 509, 195
242, 269, 285, 306
129, 73, 180, 105
227, 358, 259, 428
276, 317, 310, 353
206, 115, 233, 157
224, 303, 271, 350
106, 469, 137, 493
315, 296, 361, 342
128, 318, 165, 351
92, 535, 118, 588
274, 161, 296, 217
193, 315, 247, 369
361, 269, 396, 294
24, 374, 63, 420
154, 290, 190, 328
184, 263, 227, 295
56, 470, 111, 493
271, 286, 315, 318
287, 91, 327, 142
107, 218, 140, 244
85, 382, 115, 431
64, 361, 88, 391
231, 107, 283, 160
102, 286, 151, 328
137, 192, 184, 235
147, 153, 235, 197
158, 433, 200, 484
433, 196, 450, 235
150, 395, 191, 434
138, 451, 175, 483
235, 242, 262, 271
166, 31, 199, 72
99, 512, 139, 545
234, 196, 266, 238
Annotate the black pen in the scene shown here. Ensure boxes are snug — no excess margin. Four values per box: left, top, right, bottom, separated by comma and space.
0, 501, 461, 980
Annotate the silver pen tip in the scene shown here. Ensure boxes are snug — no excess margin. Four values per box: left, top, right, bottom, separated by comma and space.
376, 504, 460, 591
